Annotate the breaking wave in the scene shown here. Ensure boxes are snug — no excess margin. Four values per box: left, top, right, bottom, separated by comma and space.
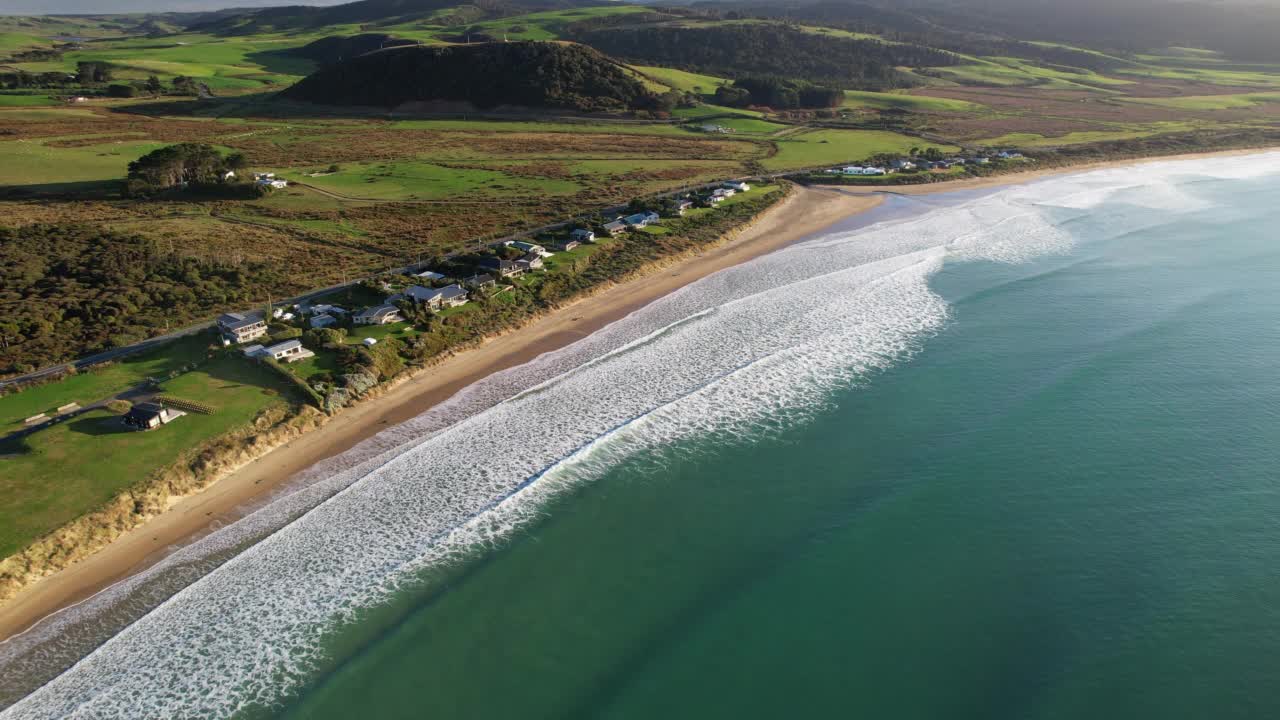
3, 152, 1279, 718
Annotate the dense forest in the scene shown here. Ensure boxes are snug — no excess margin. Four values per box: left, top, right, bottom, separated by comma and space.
0, 225, 284, 375
284, 41, 659, 112
566, 23, 958, 89
714, 0, 1280, 63
716, 76, 843, 109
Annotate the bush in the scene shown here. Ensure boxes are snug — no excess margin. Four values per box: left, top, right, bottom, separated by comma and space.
106, 83, 136, 98
105, 399, 132, 414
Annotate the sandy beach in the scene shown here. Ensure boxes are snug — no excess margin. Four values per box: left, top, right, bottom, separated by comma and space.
3, 145, 1275, 642
0, 184, 880, 641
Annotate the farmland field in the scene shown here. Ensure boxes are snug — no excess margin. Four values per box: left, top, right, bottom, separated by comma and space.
762, 129, 953, 171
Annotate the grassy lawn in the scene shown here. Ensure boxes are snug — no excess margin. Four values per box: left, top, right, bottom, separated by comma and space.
690, 116, 789, 135
634, 65, 730, 96
1121, 91, 1280, 111
345, 321, 421, 345
762, 130, 954, 171
0, 354, 290, 557
0, 335, 215, 428
0, 94, 58, 107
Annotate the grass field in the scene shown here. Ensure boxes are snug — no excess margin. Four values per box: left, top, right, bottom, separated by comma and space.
842, 90, 984, 112
762, 129, 953, 171
0, 336, 213, 428
1121, 92, 1280, 111
289, 160, 582, 201
634, 65, 729, 96
0, 136, 169, 191
0, 94, 58, 107
0, 353, 289, 557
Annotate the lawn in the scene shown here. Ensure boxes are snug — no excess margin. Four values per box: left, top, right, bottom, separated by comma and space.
634, 65, 730, 96
762, 129, 954, 171
0, 94, 58, 107
0, 335, 214, 428
0, 353, 290, 557
1121, 92, 1280, 111
691, 116, 789, 135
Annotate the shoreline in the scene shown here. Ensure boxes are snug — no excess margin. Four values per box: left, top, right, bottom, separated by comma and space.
0, 184, 881, 642
3, 144, 1275, 642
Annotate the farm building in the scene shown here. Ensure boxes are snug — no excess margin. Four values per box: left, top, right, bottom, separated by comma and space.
123, 402, 185, 431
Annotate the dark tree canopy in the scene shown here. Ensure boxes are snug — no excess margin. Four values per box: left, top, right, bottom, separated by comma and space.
125, 143, 240, 196
284, 41, 658, 113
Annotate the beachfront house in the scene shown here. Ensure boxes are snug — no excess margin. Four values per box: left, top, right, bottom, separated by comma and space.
216, 311, 268, 344
890, 159, 916, 171
723, 181, 750, 192
556, 239, 581, 252
624, 211, 661, 229
435, 284, 469, 308
479, 257, 524, 278
465, 273, 497, 290
123, 402, 185, 431
263, 340, 313, 363
353, 304, 404, 326
516, 252, 544, 273
603, 220, 628, 236
570, 228, 595, 243
413, 270, 447, 282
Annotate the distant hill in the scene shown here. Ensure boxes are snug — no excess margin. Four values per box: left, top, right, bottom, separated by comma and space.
290, 33, 418, 66
567, 22, 958, 90
282, 41, 659, 113
190, 0, 602, 35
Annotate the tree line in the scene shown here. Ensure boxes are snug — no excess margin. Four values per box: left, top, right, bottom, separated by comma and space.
565, 23, 958, 90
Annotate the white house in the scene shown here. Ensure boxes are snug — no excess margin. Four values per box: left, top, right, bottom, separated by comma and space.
362, 338, 378, 347
603, 220, 628, 235
310, 313, 337, 329
862, 167, 886, 176
414, 270, 447, 281
623, 211, 660, 228
257, 339, 313, 363
723, 181, 750, 192
509, 241, 546, 255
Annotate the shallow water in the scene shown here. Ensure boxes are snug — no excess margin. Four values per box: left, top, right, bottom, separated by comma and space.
5, 154, 1280, 718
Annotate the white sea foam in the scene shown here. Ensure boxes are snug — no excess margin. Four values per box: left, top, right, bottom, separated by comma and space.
3, 152, 1279, 718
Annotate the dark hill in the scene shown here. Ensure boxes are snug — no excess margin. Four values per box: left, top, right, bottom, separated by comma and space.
282, 41, 658, 113
191, 0, 601, 36
292, 33, 419, 66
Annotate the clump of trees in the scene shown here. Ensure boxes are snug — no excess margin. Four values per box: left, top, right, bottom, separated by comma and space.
284, 41, 662, 113
125, 143, 247, 197
716, 76, 843, 109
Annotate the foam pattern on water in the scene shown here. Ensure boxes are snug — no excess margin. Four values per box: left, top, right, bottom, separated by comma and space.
3, 153, 1278, 718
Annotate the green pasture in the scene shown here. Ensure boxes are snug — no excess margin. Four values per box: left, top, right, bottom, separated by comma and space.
0, 353, 289, 558
0, 136, 167, 191
386, 119, 692, 137
634, 65, 730, 96
841, 90, 983, 112
0, 94, 58, 107
289, 160, 582, 201
762, 129, 951, 171
1121, 91, 1280, 111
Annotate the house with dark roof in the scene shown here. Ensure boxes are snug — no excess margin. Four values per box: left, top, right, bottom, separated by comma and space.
516, 252, 544, 272
354, 305, 403, 326
570, 228, 595, 243
624, 211, 660, 228
435, 284, 469, 308
465, 273, 496, 290
123, 402, 185, 431
216, 311, 268, 344
603, 220, 628, 236
479, 257, 524, 278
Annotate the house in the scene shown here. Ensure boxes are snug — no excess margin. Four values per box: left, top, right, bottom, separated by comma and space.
890, 159, 916, 171
508, 241, 546, 255
262, 339, 313, 363
362, 338, 378, 347
603, 220, 628, 236
241, 344, 266, 358
414, 270, 447, 282
67, 96, 89, 104
841, 166, 865, 175
973, 156, 992, 165
310, 313, 337, 329
723, 181, 750, 192
517, 251, 544, 271
465, 273, 496, 290
479, 257, 524, 278
556, 240, 581, 252
397, 285, 440, 304
217, 311, 267, 344
570, 228, 595, 243
862, 167, 887, 176
306, 303, 347, 317
624, 211, 660, 228
221, 170, 237, 181
434, 284, 469, 308
123, 402, 184, 431
353, 304, 403, 326
700, 123, 734, 133
253, 172, 287, 189
675, 200, 694, 215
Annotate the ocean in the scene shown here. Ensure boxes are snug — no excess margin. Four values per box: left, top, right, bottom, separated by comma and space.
4, 153, 1280, 718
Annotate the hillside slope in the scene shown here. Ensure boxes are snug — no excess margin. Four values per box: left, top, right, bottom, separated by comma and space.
282, 41, 658, 112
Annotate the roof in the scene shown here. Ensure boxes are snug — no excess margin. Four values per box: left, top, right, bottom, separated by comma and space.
400, 285, 438, 302
217, 311, 264, 331
125, 402, 165, 422
355, 304, 400, 319
414, 270, 446, 280
466, 273, 495, 284
571, 228, 594, 236
265, 340, 302, 355
603, 220, 626, 230
437, 284, 467, 301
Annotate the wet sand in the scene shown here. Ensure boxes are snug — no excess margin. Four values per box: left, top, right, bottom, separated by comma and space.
0, 185, 881, 641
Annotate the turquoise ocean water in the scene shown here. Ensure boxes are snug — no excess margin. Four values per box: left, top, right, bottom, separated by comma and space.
4, 155, 1280, 718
